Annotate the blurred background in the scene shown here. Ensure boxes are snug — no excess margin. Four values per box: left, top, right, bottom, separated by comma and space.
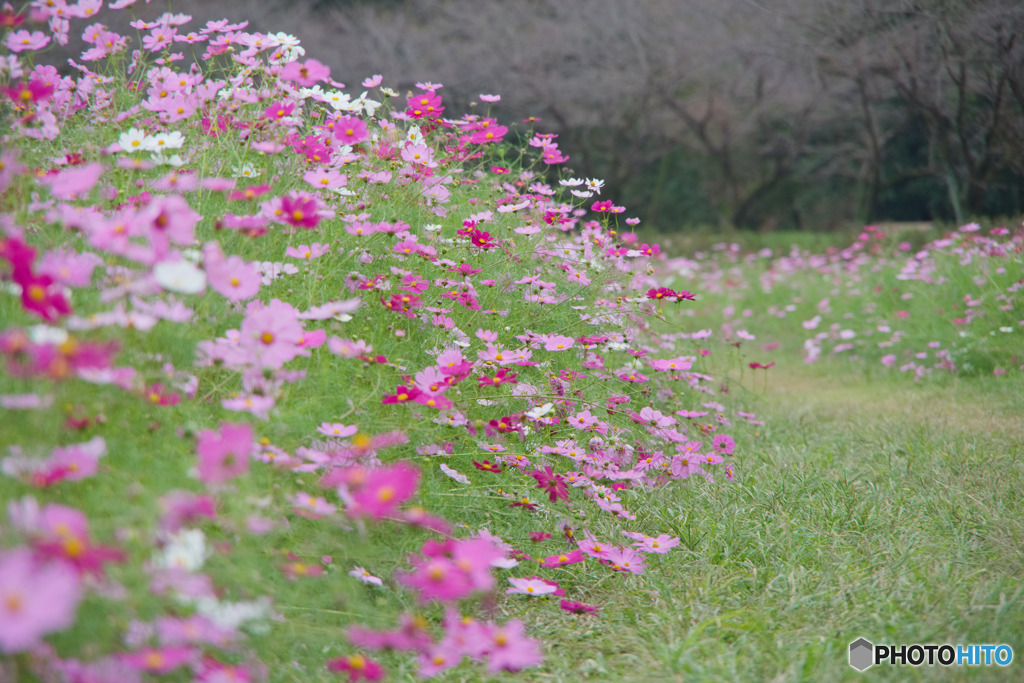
87, 0, 1024, 234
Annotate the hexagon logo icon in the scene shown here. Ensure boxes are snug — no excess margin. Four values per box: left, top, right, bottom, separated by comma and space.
849, 638, 874, 671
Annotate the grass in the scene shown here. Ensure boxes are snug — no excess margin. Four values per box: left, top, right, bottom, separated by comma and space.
509, 362, 1024, 681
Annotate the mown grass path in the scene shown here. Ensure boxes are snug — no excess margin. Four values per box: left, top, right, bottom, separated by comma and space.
539, 360, 1023, 682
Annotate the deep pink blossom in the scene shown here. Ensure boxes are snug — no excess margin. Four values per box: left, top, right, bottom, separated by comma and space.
529, 466, 569, 502
327, 653, 385, 681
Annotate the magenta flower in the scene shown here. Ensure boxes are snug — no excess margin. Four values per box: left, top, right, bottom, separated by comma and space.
712, 434, 736, 454
196, 422, 252, 485
278, 192, 321, 229
529, 466, 569, 503
619, 371, 649, 383
0, 547, 82, 653
539, 549, 585, 568
396, 555, 474, 603
560, 599, 601, 615
264, 101, 295, 121
327, 653, 385, 681
334, 115, 369, 146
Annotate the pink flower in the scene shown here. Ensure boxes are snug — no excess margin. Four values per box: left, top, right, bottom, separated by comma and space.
619, 371, 649, 383
159, 491, 216, 532
570, 410, 598, 430
119, 646, 196, 674
239, 299, 306, 369
206, 254, 261, 301
712, 434, 735, 455
318, 422, 358, 438
485, 619, 543, 672
506, 577, 557, 596
539, 549, 584, 568
624, 532, 680, 554
577, 533, 613, 560
334, 116, 369, 145
6, 30, 50, 52
328, 337, 370, 358
543, 334, 575, 351
292, 492, 336, 519
396, 555, 473, 603
286, 243, 331, 259
348, 461, 420, 520
196, 422, 252, 484
280, 58, 331, 87
0, 547, 83, 652
37, 163, 105, 201
603, 546, 646, 574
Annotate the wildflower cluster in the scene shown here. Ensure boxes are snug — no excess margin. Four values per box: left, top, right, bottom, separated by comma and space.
666, 225, 1023, 378
0, 3, 756, 679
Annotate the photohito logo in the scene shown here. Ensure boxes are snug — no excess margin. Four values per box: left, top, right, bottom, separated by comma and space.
849, 638, 1013, 671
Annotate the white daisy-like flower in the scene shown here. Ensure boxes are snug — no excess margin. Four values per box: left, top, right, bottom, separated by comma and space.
232, 162, 259, 178
154, 529, 210, 572
349, 566, 383, 586
153, 259, 206, 294
118, 128, 152, 153
147, 131, 185, 152
525, 402, 554, 420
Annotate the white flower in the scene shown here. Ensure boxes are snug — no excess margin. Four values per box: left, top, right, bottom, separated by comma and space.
559, 177, 585, 187
232, 162, 259, 178
439, 463, 470, 485
118, 128, 152, 153
154, 259, 206, 294
27, 325, 69, 345
192, 595, 273, 631
584, 178, 605, 193
349, 566, 383, 586
424, 224, 442, 232
570, 189, 594, 198
154, 529, 209, 572
147, 131, 184, 152
150, 152, 186, 167
270, 32, 302, 49
525, 402, 554, 419
323, 90, 351, 110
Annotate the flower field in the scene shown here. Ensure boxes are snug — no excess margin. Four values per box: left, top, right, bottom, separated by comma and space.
1, 3, 1022, 682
